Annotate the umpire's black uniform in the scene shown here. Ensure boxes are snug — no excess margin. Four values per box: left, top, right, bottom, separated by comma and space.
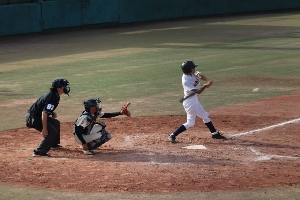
25, 91, 61, 155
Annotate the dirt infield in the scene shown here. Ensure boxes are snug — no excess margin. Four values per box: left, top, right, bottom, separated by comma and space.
0, 93, 299, 193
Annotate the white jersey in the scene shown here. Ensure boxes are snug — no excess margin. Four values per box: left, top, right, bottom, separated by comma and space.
182, 71, 201, 98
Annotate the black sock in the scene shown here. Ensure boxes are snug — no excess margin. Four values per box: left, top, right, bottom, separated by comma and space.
172, 125, 186, 137
205, 121, 216, 133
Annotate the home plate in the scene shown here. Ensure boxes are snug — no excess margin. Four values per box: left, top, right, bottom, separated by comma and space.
182, 145, 207, 150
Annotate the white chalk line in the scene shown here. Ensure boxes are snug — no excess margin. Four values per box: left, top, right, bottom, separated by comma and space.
248, 147, 299, 161
231, 118, 300, 137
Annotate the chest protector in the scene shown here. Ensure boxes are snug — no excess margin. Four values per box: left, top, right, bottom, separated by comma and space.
75, 112, 97, 135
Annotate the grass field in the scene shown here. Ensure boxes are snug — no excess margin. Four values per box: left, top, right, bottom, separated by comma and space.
0, 11, 300, 199
0, 184, 300, 200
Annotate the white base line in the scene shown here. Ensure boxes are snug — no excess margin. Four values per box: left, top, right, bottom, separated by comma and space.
231, 118, 300, 137
248, 147, 299, 161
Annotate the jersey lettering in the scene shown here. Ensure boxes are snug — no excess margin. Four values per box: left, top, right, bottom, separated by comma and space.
46, 104, 54, 110
194, 80, 199, 87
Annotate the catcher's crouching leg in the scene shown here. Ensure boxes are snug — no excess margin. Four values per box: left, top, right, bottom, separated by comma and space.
88, 129, 111, 150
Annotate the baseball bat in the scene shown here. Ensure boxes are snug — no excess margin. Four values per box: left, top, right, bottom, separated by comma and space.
179, 92, 196, 103
179, 86, 206, 103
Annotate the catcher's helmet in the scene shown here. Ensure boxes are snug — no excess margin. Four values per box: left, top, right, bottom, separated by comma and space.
84, 98, 102, 113
52, 78, 70, 95
181, 60, 198, 73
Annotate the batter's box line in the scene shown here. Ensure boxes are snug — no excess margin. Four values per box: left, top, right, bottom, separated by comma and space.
230, 118, 300, 137
248, 147, 300, 161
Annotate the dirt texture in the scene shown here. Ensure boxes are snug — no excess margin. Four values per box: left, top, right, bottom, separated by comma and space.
0, 93, 300, 193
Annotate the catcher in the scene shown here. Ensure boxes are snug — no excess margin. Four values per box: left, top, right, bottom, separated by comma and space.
73, 98, 131, 155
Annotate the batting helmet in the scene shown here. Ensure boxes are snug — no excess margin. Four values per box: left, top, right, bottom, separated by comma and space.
181, 60, 198, 73
52, 78, 70, 95
84, 98, 102, 113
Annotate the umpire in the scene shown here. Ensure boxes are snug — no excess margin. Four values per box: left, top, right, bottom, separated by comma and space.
25, 78, 70, 157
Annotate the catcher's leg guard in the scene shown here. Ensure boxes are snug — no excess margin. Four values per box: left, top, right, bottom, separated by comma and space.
88, 129, 111, 150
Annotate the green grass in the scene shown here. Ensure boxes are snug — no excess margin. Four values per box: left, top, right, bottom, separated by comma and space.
0, 11, 300, 199
1, 46, 298, 130
0, 184, 299, 200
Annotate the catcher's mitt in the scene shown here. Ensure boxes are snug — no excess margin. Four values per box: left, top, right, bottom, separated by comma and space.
121, 102, 131, 117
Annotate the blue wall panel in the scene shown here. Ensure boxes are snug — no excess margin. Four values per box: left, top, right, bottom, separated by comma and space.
81, 0, 118, 25
0, 4, 41, 36
42, 0, 81, 29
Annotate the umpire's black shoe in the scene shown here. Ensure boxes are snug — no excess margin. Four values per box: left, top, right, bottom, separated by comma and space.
32, 150, 50, 157
212, 132, 227, 139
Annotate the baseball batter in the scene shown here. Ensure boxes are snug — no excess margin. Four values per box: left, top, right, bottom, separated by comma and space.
168, 60, 226, 143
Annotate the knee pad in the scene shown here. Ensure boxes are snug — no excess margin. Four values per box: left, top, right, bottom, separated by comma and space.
101, 129, 111, 142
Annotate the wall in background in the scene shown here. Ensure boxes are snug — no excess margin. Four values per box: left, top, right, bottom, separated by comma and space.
0, 0, 300, 36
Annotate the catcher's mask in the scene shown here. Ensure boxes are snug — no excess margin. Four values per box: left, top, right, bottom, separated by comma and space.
52, 78, 70, 95
181, 60, 198, 74
84, 98, 102, 114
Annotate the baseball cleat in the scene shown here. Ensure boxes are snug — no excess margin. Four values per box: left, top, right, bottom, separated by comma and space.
168, 135, 177, 143
212, 132, 227, 139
